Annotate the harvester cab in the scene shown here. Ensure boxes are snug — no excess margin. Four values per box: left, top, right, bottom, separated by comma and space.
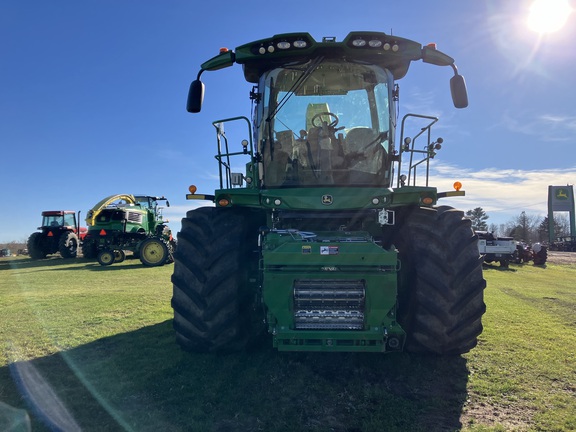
27, 210, 86, 259
173, 32, 485, 355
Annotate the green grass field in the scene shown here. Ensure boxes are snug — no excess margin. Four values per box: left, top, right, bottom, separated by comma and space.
1, 256, 574, 432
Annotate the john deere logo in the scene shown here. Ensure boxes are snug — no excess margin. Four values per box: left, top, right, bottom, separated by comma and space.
556, 188, 569, 200
322, 195, 333, 205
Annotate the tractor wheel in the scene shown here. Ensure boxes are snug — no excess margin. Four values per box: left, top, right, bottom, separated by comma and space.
59, 232, 79, 258
81, 239, 98, 259
393, 206, 486, 355
97, 249, 115, 266
139, 237, 169, 267
171, 207, 263, 353
113, 250, 126, 263
27, 232, 47, 260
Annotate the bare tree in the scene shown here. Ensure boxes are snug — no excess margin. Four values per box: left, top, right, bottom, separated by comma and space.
488, 223, 500, 236
507, 211, 541, 243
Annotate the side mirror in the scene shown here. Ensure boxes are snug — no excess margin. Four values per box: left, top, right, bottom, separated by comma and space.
186, 80, 205, 113
450, 74, 469, 108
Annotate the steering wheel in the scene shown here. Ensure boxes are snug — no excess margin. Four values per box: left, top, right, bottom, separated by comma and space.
311, 112, 339, 129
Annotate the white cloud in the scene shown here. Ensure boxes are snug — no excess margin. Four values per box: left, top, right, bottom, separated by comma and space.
429, 162, 576, 225
501, 110, 576, 142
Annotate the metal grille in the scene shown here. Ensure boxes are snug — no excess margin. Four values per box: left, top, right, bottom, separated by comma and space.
293, 279, 365, 330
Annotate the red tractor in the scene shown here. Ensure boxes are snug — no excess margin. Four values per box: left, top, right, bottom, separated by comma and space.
27, 211, 87, 259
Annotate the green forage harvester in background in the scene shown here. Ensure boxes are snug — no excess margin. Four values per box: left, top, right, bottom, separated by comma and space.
172, 32, 486, 354
82, 194, 175, 267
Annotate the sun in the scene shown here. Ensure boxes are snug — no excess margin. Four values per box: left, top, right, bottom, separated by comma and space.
527, 0, 573, 33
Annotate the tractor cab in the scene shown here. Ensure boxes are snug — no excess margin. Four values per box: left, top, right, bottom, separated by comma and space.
40, 211, 78, 232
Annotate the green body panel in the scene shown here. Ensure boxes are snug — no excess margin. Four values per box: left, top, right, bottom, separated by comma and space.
261, 230, 404, 352
215, 185, 438, 210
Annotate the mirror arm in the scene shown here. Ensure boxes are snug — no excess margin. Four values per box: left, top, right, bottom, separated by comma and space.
450, 63, 459, 76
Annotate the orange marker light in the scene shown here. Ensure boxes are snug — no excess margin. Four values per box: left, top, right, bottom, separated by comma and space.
188, 185, 197, 194
219, 47, 229, 53
426, 43, 437, 50
453, 181, 462, 191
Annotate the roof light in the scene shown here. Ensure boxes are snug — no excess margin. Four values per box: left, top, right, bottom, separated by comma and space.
258, 46, 266, 55
219, 47, 229, 53
368, 39, 382, 48
352, 38, 366, 47
454, 181, 462, 191
267, 45, 275, 53
293, 40, 307, 48
277, 41, 291, 49
188, 185, 197, 194
383, 42, 391, 50
392, 44, 399, 52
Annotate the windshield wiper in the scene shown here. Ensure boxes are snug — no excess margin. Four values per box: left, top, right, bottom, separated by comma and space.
265, 56, 324, 123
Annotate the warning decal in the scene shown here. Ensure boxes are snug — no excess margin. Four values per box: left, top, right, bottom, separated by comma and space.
320, 246, 339, 255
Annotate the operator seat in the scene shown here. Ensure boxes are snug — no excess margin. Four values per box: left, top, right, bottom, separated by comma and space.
344, 127, 383, 176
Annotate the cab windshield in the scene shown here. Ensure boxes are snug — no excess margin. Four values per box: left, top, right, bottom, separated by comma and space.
42, 215, 63, 228
258, 59, 393, 187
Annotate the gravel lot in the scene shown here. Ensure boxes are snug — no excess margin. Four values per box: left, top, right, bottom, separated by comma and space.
546, 250, 576, 265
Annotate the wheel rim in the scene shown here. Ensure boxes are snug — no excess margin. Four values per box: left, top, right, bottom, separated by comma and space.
67, 239, 78, 253
100, 251, 114, 265
142, 241, 164, 264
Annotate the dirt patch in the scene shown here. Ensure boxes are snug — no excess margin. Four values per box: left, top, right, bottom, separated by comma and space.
546, 251, 576, 265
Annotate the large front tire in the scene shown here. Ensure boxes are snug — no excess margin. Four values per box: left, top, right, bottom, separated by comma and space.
393, 206, 486, 355
171, 207, 262, 353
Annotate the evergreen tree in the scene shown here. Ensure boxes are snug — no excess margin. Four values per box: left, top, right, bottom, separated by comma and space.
466, 207, 489, 231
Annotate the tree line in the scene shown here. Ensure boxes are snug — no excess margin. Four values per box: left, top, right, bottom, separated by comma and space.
465, 207, 570, 244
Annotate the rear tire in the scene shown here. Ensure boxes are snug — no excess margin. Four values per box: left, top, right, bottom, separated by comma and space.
27, 232, 47, 259
393, 206, 486, 355
139, 237, 169, 267
59, 232, 79, 258
82, 239, 98, 259
171, 207, 263, 353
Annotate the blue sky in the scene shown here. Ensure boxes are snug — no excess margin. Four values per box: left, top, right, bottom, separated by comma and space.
1, 0, 575, 243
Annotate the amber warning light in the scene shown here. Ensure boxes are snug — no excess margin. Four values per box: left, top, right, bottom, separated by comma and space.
453, 181, 462, 191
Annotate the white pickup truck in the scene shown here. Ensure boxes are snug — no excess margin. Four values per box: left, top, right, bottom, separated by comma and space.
476, 231, 517, 268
